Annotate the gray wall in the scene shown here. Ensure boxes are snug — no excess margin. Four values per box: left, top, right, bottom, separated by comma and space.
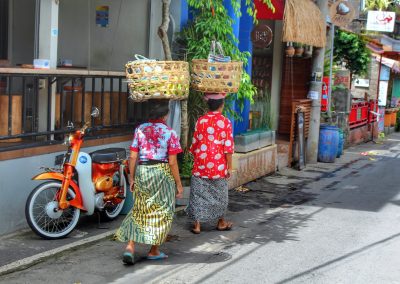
58, 0, 182, 71
0, 141, 130, 236
9, 0, 35, 66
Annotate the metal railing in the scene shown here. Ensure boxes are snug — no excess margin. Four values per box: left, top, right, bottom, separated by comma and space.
0, 71, 150, 152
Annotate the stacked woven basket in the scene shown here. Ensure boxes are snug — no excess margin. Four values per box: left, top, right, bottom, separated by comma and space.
125, 44, 243, 102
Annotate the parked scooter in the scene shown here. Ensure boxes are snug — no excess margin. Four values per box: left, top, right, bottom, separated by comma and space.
25, 108, 128, 239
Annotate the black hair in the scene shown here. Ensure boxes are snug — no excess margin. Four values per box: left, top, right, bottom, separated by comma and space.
207, 98, 224, 111
148, 99, 170, 120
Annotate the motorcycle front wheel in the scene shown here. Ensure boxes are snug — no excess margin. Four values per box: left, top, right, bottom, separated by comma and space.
25, 181, 80, 239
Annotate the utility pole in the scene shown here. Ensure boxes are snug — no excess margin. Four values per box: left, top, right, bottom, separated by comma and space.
306, 0, 329, 164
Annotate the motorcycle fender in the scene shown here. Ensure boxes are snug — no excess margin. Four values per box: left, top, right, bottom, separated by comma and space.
32, 172, 86, 211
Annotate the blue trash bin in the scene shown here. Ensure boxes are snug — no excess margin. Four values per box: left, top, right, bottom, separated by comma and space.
318, 125, 339, 163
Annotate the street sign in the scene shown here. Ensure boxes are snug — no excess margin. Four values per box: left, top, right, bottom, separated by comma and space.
329, 0, 355, 27
366, 11, 395, 32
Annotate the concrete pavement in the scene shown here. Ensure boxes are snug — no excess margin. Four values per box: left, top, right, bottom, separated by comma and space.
1, 133, 400, 283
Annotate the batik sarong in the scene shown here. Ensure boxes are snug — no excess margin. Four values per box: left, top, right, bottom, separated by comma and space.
115, 163, 175, 245
185, 176, 228, 222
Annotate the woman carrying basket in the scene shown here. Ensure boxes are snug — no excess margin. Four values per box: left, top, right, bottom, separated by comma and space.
115, 100, 183, 264
186, 93, 234, 234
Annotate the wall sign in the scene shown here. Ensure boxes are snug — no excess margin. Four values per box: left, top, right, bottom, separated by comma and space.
354, 79, 370, 88
329, 0, 355, 27
251, 24, 273, 49
96, 6, 109, 28
378, 80, 389, 107
366, 11, 395, 32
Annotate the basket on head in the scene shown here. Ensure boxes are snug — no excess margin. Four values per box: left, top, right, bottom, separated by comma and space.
125, 57, 190, 102
190, 59, 243, 93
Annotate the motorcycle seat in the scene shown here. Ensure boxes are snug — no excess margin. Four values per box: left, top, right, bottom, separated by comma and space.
90, 148, 127, 163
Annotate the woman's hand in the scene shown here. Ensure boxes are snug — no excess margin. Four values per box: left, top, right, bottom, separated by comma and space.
176, 184, 184, 199
129, 180, 135, 192
226, 169, 232, 179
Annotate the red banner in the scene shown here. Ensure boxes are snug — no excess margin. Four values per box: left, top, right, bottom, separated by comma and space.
254, 0, 285, 20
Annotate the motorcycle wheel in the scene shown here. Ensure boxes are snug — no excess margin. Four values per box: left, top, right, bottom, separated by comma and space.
101, 175, 127, 220
25, 181, 80, 239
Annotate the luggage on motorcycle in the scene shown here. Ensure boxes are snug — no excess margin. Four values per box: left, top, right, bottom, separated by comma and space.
90, 148, 127, 163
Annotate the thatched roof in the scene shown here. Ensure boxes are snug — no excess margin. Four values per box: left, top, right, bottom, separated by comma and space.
282, 0, 327, 47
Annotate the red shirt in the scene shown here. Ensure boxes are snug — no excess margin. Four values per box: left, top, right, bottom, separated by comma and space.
190, 111, 234, 179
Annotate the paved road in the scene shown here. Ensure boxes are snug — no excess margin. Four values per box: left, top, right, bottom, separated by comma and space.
2, 134, 400, 284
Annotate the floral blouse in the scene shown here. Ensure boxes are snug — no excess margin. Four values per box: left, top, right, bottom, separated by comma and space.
130, 120, 182, 162
190, 111, 234, 179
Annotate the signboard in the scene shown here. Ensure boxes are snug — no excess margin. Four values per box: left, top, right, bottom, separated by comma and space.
254, 0, 284, 20
378, 80, 389, 106
366, 11, 395, 32
251, 24, 273, 49
329, 1, 355, 27
354, 79, 370, 88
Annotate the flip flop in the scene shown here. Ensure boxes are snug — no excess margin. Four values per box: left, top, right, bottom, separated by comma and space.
217, 222, 233, 231
122, 251, 134, 265
147, 252, 168, 260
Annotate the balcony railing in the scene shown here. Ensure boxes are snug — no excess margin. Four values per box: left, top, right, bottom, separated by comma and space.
0, 69, 150, 152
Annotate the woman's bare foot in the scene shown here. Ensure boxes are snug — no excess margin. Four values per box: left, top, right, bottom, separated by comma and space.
217, 218, 233, 231
191, 221, 201, 234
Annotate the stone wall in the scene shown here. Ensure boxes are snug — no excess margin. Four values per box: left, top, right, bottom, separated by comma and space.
352, 59, 379, 100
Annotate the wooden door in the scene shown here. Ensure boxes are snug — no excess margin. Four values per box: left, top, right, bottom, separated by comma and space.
278, 57, 312, 136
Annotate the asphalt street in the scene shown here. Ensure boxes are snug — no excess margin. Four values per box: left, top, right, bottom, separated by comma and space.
1, 133, 400, 284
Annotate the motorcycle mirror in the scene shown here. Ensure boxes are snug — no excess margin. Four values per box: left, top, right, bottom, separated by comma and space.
91, 107, 100, 118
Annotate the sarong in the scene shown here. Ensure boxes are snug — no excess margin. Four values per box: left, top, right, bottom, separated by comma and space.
185, 176, 228, 222
115, 163, 175, 245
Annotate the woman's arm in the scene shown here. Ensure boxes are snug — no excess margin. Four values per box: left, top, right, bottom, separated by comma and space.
225, 153, 233, 178
129, 151, 138, 192
168, 154, 183, 198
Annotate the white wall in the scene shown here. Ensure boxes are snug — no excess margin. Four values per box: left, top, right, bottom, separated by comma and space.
0, 140, 131, 236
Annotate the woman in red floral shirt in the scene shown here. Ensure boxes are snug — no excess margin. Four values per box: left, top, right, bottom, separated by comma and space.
186, 93, 234, 234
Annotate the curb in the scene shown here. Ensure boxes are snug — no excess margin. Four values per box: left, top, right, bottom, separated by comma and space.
0, 230, 115, 277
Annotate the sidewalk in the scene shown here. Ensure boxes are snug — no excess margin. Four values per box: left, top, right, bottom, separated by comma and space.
0, 134, 398, 277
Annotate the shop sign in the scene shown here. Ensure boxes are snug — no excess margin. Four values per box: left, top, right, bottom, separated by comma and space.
251, 24, 273, 49
378, 80, 389, 106
328, 0, 355, 27
354, 79, 370, 88
254, 0, 284, 20
366, 11, 395, 32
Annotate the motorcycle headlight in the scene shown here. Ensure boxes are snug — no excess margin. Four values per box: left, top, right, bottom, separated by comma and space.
64, 135, 73, 146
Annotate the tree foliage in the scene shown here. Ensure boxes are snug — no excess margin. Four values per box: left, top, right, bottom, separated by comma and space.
333, 30, 371, 77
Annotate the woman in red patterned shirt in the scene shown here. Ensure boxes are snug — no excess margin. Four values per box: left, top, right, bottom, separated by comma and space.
186, 93, 234, 234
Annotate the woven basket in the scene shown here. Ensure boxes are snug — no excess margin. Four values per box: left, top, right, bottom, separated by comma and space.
125, 60, 189, 101
190, 59, 243, 93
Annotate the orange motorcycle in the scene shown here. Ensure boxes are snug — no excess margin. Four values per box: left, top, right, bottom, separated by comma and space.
25, 108, 128, 239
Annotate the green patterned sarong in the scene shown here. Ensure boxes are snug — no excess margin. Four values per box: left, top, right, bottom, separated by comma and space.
115, 163, 176, 245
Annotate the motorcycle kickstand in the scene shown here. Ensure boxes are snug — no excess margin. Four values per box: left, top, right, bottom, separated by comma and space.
96, 212, 110, 230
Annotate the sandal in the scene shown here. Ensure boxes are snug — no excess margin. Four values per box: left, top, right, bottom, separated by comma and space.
147, 252, 168, 260
122, 251, 134, 265
217, 222, 233, 231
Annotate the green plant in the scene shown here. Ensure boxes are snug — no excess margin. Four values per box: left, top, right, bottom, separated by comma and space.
333, 30, 371, 80
180, 151, 194, 178
182, 1, 274, 126
364, 0, 396, 10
